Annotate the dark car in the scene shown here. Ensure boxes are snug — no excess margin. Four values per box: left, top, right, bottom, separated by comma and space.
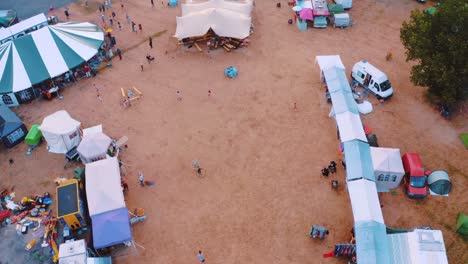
402, 153, 428, 199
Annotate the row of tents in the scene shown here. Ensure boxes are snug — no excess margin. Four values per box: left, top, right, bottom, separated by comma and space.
316, 55, 449, 264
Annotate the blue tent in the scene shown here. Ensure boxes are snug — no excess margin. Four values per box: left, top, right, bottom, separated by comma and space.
169, 0, 178, 7
91, 207, 132, 249
0, 104, 27, 147
343, 140, 375, 181
355, 221, 392, 264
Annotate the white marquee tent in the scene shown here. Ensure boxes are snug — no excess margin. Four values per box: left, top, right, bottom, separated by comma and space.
370, 147, 405, 192
182, 0, 253, 16
77, 131, 112, 164
39, 110, 81, 154
336, 111, 367, 143
175, 8, 251, 39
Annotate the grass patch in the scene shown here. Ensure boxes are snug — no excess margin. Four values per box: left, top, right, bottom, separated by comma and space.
391, 190, 398, 196
443, 223, 453, 231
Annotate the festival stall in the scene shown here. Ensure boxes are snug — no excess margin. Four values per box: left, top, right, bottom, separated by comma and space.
77, 131, 112, 164
39, 110, 81, 154
369, 147, 405, 192
0, 104, 27, 148
85, 157, 132, 249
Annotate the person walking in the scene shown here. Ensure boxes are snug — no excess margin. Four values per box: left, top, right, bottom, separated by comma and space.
101, 14, 105, 23
138, 23, 143, 32
151, 0, 155, 8
64, 9, 70, 19
139, 172, 145, 187
109, 16, 113, 26
149, 36, 153, 49
321, 167, 329, 177
197, 251, 205, 263
112, 11, 116, 18
208, 90, 211, 96
126, 14, 131, 24
118, 21, 122, 31
116, 48, 122, 60
176, 90, 182, 101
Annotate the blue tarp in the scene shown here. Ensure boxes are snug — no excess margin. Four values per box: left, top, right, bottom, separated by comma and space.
355, 221, 392, 264
91, 207, 132, 249
169, 0, 178, 7
323, 67, 352, 93
296, 18, 307, 31
343, 140, 375, 181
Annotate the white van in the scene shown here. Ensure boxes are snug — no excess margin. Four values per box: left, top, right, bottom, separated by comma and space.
351, 60, 394, 100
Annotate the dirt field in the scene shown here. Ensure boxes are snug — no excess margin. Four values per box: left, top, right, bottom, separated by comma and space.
1, 0, 467, 263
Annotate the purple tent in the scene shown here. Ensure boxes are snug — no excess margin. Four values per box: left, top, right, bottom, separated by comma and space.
91, 207, 132, 249
299, 8, 314, 20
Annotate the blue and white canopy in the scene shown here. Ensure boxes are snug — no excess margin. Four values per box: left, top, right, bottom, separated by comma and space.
0, 22, 103, 94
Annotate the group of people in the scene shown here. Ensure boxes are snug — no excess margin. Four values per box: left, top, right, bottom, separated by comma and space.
321, 161, 339, 189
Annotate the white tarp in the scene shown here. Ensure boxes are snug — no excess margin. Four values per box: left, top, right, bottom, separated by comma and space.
175, 8, 251, 39
347, 179, 384, 224
39, 110, 81, 154
77, 131, 112, 164
335, 111, 367, 143
370, 147, 405, 191
85, 157, 125, 216
182, 0, 253, 16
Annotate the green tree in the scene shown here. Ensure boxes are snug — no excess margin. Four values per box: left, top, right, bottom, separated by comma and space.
400, 0, 468, 105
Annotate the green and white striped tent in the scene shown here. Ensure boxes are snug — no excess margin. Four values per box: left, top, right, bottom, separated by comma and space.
0, 22, 103, 97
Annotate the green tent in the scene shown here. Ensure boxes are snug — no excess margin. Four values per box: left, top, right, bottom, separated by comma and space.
328, 4, 345, 14
456, 213, 468, 236
0, 10, 17, 28
425, 7, 436, 15
459, 133, 468, 149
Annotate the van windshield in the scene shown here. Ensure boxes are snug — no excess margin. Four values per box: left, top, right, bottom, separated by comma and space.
380, 80, 392, 91
410, 176, 426, 188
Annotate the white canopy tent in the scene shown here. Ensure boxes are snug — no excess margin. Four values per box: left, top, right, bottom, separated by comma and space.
182, 0, 253, 16
335, 111, 367, 143
77, 131, 112, 164
315, 55, 346, 82
175, 8, 251, 39
85, 157, 125, 216
347, 179, 384, 224
39, 110, 81, 154
370, 147, 405, 192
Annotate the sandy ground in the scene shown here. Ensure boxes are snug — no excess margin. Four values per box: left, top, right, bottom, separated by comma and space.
1, 0, 467, 263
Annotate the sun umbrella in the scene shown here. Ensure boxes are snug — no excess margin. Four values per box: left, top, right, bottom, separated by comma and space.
299, 8, 313, 20
292, 6, 302, 12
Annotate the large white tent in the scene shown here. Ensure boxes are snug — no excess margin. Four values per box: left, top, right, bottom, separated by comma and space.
370, 147, 405, 192
85, 157, 125, 216
39, 110, 81, 154
0, 22, 103, 99
175, 8, 251, 39
182, 0, 253, 16
77, 131, 112, 164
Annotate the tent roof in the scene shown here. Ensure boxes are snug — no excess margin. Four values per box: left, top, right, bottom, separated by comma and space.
85, 157, 126, 216
330, 89, 359, 115
328, 4, 345, 13
336, 111, 367, 143
315, 55, 345, 72
348, 179, 384, 223
427, 170, 450, 184
91, 207, 132, 249
181, 0, 253, 16
0, 22, 103, 94
175, 8, 251, 39
322, 67, 351, 93
39, 110, 80, 135
0, 104, 23, 137
355, 221, 391, 264
370, 147, 404, 174
344, 140, 375, 181
77, 132, 112, 160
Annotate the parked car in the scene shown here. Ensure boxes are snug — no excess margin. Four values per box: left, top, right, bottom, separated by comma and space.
402, 153, 428, 199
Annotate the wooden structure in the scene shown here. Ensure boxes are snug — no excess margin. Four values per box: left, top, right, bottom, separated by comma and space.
121, 86, 143, 108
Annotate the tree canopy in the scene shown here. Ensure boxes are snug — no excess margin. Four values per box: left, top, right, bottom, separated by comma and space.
400, 0, 468, 105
